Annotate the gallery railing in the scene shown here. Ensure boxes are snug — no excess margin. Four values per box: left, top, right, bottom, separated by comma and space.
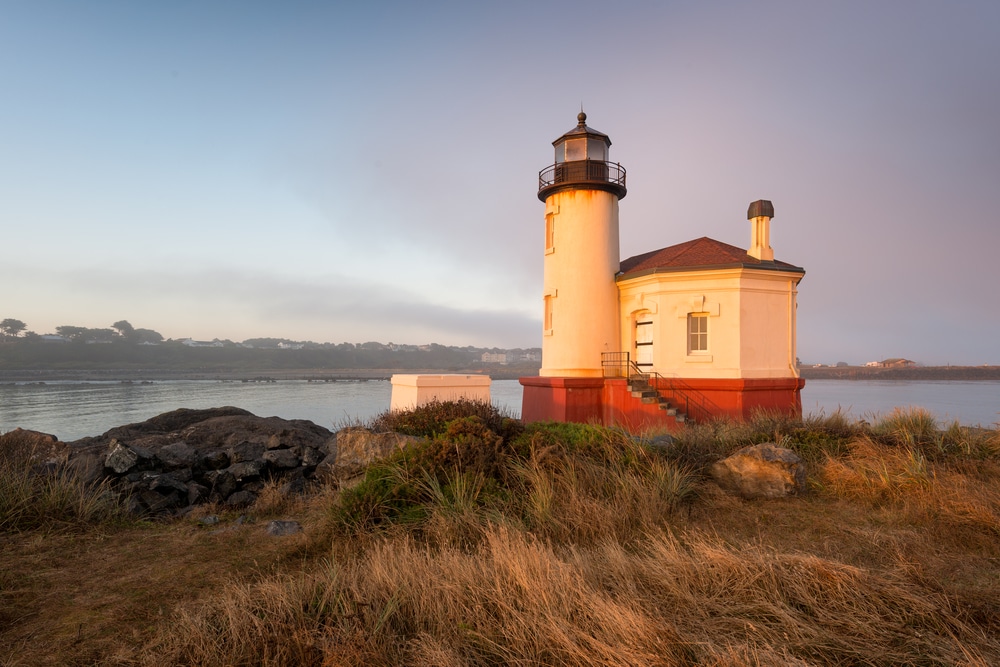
538, 160, 626, 199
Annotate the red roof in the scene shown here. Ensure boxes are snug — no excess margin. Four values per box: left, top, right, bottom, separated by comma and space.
618, 237, 803, 278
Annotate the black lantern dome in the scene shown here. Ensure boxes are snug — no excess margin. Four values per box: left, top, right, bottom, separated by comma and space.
538, 112, 626, 201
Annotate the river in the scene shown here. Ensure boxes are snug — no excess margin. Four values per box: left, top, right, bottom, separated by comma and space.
1, 379, 997, 442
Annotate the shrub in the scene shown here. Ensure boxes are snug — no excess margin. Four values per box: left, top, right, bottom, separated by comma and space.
368, 398, 522, 444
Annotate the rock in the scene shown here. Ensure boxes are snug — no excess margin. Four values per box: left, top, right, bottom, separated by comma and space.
203, 469, 237, 499
266, 520, 302, 536
138, 488, 183, 513
148, 473, 190, 495
266, 433, 285, 450
710, 443, 806, 499
314, 452, 339, 481
279, 473, 307, 497
227, 460, 263, 482
187, 481, 210, 505
331, 427, 423, 479
105, 440, 138, 474
300, 445, 323, 467
65, 449, 104, 485
225, 490, 257, 508
0, 428, 67, 466
198, 515, 220, 526
320, 434, 338, 458
263, 448, 300, 469
156, 441, 196, 469
646, 434, 675, 449
61, 407, 337, 514
227, 441, 266, 464
199, 449, 229, 470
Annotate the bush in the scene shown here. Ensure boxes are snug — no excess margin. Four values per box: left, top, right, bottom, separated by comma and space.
368, 398, 522, 444
333, 408, 696, 537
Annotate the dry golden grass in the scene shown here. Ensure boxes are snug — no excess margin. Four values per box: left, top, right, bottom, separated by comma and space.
3, 411, 1000, 666
141, 524, 998, 666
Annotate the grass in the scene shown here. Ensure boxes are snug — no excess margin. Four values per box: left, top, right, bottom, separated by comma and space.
0, 429, 130, 532
2, 403, 999, 665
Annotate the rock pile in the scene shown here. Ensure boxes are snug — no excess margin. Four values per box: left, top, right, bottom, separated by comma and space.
64, 407, 339, 514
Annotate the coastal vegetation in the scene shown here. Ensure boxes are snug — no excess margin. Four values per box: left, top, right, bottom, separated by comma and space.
2, 404, 999, 665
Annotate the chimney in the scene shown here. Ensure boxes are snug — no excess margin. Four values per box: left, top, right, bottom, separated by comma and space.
747, 199, 774, 261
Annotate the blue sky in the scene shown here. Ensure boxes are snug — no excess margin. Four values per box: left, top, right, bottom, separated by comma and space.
1, 1, 998, 364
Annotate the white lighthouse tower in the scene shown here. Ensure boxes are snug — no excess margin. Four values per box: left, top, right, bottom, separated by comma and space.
537, 112, 626, 377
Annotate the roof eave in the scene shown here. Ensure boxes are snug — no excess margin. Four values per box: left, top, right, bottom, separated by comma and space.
617, 262, 806, 282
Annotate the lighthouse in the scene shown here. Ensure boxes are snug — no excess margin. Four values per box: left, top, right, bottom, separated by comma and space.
537, 112, 626, 377
521, 113, 805, 429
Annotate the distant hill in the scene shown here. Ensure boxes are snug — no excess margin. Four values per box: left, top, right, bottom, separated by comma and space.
799, 365, 1000, 381
0, 339, 542, 381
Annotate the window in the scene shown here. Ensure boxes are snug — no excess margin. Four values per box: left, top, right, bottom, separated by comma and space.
635, 318, 653, 368
545, 212, 555, 252
544, 295, 553, 334
687, 313, 708, 353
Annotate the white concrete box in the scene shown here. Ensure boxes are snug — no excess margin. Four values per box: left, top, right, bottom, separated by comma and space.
390, 374, 491, 411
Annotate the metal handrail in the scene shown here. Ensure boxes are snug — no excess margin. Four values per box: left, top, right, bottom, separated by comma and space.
601, 352, 729, 423
538, 160, 626, 191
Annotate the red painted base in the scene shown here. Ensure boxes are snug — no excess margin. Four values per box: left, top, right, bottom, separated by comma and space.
519, 376, 606, 424
519, 376, 805, 431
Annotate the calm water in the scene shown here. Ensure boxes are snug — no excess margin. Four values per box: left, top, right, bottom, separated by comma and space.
1, 379, 998, 442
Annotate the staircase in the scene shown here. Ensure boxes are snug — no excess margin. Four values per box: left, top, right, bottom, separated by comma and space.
626, 374, 687, 423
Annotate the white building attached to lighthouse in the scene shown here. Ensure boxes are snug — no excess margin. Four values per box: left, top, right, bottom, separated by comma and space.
520, 114, 805, 429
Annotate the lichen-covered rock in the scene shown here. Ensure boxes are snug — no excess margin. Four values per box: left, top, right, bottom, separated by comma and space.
105, 439, 138, 474
203, 469, 237, 499
156, 441, 196, 469
300, 445, 323, 467
331, 427, 423, 479
227, 460, 263, 482
263, 448, 301, 469
0, 428, 67, 466
266, 520, 302, 536
710, 443, 806, 499
62, 407, 338, 514
199, 449, 229, 470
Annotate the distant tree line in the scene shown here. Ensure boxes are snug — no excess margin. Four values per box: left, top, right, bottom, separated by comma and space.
0, 318, 163, 344
0, 316, 541, 375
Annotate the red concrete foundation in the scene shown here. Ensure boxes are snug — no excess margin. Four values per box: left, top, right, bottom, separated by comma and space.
519, 376, 606, 424
651, 377, 805, 423
520, 375, 804, 430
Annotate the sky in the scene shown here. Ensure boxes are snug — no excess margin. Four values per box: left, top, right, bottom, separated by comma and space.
1, 1, 998, 365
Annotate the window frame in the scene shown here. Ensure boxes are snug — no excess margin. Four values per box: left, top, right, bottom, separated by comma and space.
687, 312, 709, 354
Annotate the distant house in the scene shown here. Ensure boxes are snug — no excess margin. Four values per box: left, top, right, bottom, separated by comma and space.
180, 338, 223, 348
481, 352, 509, 363
39, 335, 69, 343
864, 361, 880, 367
881, 358, 916, 368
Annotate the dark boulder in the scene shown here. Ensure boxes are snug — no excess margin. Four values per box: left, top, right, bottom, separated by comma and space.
62, 407, 337, 514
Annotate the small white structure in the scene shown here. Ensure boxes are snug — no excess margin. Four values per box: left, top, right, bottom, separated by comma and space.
390, 374, 491, 411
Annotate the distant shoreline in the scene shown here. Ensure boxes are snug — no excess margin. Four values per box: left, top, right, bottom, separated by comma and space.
798, 365, 1000, 381
0, 367, 536, 383
2, 365, 999, 383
